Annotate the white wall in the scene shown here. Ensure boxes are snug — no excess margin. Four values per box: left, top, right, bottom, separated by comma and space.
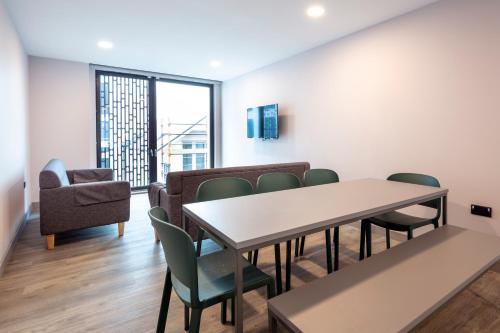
0, 1, 29, 267
28, 57, 94, 202
222, 0, 500, 235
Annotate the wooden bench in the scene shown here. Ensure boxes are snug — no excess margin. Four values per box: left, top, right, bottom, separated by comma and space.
268, 225, 500, 333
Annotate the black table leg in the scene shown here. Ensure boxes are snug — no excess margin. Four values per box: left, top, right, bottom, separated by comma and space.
325, 229, 332, 274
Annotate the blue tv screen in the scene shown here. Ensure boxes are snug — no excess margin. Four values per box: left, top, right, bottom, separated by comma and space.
247, 104, 279, 139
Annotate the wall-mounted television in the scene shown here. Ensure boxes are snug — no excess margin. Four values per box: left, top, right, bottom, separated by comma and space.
247, 104, 279, 139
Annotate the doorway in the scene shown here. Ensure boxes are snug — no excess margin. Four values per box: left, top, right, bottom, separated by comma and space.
96, 71, 214, 189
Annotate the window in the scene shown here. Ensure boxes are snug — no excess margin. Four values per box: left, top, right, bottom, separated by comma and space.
195, 142, 205, 149
196, 153, 205, 170
183, 154, 192, 171
182, 143, 193, 150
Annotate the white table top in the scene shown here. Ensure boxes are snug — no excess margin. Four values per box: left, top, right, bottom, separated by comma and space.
183, 178, 448, 251
268, 225, 500, 333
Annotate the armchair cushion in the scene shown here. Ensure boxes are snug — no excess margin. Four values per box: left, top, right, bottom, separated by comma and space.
73, 181, 131, 206
68, 168, 114, 184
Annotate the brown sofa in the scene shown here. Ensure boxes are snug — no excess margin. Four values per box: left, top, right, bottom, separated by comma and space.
148, 162, 310, 239
39, 159, 131, 249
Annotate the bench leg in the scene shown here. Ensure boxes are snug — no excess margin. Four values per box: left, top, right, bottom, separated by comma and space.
46, 234, 55, 250
268, 309, 278, 333
118, 222, 124, 237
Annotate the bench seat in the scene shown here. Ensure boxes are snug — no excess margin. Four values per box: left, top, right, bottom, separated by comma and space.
268, 225, 500, 333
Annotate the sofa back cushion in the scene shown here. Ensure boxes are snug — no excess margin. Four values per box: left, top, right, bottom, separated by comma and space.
166, 162, 310, 204
39, 159, 70, 189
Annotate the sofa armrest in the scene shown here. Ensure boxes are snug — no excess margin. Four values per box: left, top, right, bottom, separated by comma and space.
72, 181, 131, 206
67, 168, 114, 184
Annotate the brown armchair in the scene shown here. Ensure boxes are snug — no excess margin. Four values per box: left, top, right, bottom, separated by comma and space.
39, 159, 131, 249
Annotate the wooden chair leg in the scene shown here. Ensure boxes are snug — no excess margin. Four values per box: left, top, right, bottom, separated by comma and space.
386, 228, 391, 249
189, 308, 203, 333
118, 222, 124, 237
299, 235, 306, 256
333, 226, 339, 271
274, 244, 282, 295
325, 229, 333, 274
359, 221, 366, 261
46, 234, 55, 250
155, 230, 160, 242
285, 240, 292, 291
156, 269, 172, 333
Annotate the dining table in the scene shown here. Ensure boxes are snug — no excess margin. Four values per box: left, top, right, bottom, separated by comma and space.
182, 178, 448, 332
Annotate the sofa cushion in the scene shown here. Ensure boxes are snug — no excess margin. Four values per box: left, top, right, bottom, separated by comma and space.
73, 181, 131, 206
39, 159, 70, 189
71, 168, 114, 184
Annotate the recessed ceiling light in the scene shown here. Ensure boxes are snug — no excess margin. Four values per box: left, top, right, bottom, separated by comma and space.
210, 60, 222, 68
306, 5, 325, 18
97, 40, 113, 49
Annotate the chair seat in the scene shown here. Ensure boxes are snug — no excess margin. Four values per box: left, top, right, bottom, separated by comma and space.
367, 211, 437, 231
176, 250, 274, 308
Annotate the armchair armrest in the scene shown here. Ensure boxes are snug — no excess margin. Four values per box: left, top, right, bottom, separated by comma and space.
67, 168, 114, 184
73, 181, 131, 206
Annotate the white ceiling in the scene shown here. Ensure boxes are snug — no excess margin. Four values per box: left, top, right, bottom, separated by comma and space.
4, 0, 439, 81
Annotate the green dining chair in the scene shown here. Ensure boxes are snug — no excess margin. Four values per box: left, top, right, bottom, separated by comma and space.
195, 177, 254, 257
194, 177, 257, 323
149, 207, 275, 333
255, 172, 301, 294
303, 169, 340, 273
359, 173, 442, 260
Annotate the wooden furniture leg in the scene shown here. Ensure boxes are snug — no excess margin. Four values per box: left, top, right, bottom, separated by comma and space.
118, 222, 124, 237
155, 230, 160, 242
46, 234, 55, 250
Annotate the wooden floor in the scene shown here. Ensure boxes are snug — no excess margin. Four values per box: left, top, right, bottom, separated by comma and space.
0, 194, 498, 333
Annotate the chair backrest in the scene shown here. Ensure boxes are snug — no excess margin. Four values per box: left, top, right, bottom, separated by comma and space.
387, 173, 441, 214
149, 207, 199, 305
304, 169, 339, 186
196, 177, 253, 202
256, 172, 301, 194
